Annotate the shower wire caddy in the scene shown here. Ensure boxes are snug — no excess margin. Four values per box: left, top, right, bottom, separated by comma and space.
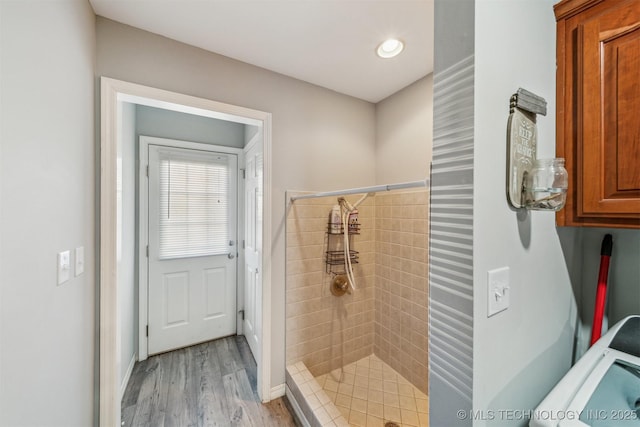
324, 221, 360, 275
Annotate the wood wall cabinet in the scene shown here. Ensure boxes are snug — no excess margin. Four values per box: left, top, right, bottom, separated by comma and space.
555, 0, 640, 228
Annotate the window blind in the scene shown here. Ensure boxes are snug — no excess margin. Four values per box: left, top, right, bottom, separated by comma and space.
158, 154, 229, 259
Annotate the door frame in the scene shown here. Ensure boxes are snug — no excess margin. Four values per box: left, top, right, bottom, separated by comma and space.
99, 77, 273, 427
138, 136, 244, 361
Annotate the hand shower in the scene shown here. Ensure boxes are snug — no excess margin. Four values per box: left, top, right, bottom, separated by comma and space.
338, 193, 370, 292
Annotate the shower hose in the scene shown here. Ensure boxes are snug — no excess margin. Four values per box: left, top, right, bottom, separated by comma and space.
338, 193, 369, 292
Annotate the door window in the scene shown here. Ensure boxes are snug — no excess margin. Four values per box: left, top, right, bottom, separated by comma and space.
158, 153, 231, 259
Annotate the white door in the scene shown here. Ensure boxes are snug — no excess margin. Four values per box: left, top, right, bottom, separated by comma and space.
243, 139, 262, 360
147, 145, 237, 355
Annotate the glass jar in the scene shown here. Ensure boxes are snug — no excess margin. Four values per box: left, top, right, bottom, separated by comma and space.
524, 158, 568, 211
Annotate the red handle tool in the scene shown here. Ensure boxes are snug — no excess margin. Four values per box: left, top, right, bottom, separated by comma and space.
590, 234, 613, 346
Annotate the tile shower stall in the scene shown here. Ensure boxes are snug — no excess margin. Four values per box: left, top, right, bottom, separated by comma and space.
286, 190, 429, 427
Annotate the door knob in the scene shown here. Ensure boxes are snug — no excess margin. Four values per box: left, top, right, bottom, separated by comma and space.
228, 252, 235, 259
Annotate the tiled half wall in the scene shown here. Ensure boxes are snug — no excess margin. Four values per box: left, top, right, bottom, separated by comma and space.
286, 189, 429, 395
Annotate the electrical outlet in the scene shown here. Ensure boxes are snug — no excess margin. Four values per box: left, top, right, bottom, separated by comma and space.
487, 267, 510, 317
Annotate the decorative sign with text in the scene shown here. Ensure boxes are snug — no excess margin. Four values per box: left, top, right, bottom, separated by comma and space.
506, 88, 546, 209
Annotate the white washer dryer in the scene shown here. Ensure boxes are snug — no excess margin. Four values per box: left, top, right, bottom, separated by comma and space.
530, 315, 640, 427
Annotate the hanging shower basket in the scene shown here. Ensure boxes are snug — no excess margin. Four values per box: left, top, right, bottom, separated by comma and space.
325, 250, 360, 275
325, 220, 360, 275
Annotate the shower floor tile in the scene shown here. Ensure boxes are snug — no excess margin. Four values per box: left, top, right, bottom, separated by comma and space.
315, 355, 428, 427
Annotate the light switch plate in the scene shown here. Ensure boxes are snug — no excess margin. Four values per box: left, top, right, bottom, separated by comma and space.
57, 250, 71, 285
75, 246, 85, 277
487, 267, 510, 317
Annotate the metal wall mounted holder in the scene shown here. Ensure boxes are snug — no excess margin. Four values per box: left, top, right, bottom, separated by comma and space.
506, 88, 547, 209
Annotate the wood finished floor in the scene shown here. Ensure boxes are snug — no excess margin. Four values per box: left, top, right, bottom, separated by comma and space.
122, 336, 297, 427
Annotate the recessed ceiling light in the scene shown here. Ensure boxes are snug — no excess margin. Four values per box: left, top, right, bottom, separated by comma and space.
376, 38, 404, 59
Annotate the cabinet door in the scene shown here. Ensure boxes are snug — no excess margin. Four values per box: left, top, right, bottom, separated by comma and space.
580, 1, 640, 218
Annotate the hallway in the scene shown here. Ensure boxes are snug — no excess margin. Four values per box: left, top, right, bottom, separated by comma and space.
122, 336, 296, 426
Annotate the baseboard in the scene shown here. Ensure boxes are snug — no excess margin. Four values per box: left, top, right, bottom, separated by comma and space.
285, 385, 311, 427
120, 354, 136, 400
270, 383, 286, 399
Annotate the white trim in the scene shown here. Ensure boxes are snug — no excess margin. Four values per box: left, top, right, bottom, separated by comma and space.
120, 354, 137, 401
100, 78, 120, 427
137, 136, 243, 362
270, 383, 286, 399
260, 116, 273, 403
285, 385, 311, 427
138, 139, 148, 362
236, 156, 246, 335
100, 77, 273, 427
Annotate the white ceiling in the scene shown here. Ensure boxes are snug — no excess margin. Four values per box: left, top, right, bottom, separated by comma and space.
89, 0, 434, 103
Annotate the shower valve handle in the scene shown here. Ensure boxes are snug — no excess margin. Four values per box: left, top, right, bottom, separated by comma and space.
331, 275, 351, 296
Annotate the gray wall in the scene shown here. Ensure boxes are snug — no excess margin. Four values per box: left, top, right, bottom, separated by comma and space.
473, 2, 639, 420
429, 1, 474, 425
375, 74, 433, 184
0, 0, 96, 425
96, 17, 378, 390
430, 1, 587, 425
434, 0, 474, 73
473, 1, 579, 424
576, 228, 640, 357
591, 230, 640, 324
136, 104, 246, 148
